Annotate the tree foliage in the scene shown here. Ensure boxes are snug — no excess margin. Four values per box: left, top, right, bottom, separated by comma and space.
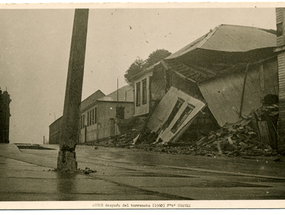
124, 58, 145, 84
145, 49, 172, 68
124, 49, 172, 84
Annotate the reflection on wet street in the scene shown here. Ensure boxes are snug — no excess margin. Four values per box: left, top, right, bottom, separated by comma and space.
0, 144, 285, 201
56, 172, 77, 201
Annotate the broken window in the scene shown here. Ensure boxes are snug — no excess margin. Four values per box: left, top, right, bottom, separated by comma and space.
161, 98, 184, 131
116, 106, 125, 119
142, 78, 147, 104
136, 82, 141, 106
171, 104, 195, 133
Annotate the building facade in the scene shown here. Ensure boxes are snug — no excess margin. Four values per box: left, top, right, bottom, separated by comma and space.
132, 63, 167, 117
49, 86, 134, 144
0, 89, 11, 143
49, 116, 62, 145
275, 8, 285, 151
79, 85, 134, 143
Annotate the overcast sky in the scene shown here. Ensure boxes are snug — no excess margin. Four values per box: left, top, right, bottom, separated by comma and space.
0, 6, 276, 144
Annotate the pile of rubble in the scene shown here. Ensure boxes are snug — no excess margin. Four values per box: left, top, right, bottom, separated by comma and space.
133, 122, 278, 158
138, 102, 280, 158
193, 121, 276, 157
102, 101, 282, 159
104, 116, 147, 148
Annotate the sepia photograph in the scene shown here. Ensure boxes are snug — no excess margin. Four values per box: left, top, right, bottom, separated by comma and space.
0, 2, 285, 209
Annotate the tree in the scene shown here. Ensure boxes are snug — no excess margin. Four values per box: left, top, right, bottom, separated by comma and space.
124, 49, 172, 84
124, 58, 145, 84
145, 49, 172, 68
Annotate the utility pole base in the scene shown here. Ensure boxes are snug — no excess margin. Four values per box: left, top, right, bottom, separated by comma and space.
57, 151, 77, 172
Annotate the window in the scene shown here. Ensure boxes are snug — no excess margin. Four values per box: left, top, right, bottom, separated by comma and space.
91, 109, 95, 125
87, 111, 90, 126
171, 104, 195, 133
161, 98, 184, 131
81, 114, 85, 129
83, 114, 85, 128
94, 107, 97, 123
142, 78, 147, 104
116, 107, 125, 119
136, 82, 141, 106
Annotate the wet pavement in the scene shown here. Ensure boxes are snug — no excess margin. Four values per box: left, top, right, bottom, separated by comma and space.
0, 143, 285, 203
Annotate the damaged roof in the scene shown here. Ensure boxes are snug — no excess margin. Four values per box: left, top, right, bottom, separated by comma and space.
130, 61, 161, 81
162, 24, 277, 83
166, 24, 276, 60
161, 59, 217, 83
160, 24, 278, 127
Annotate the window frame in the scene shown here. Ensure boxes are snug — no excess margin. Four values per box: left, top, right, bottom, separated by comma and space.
136, 82, 141, 107
171, 104, 195, 134
142, 78, 147, 105
161, 98, 184, 131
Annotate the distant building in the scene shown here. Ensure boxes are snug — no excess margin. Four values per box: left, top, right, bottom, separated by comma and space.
0, 89, 11, 143
49, 116, 62, 145
79, 85, 134, 143
49, 85, 134, 144
49, 90, 104, 145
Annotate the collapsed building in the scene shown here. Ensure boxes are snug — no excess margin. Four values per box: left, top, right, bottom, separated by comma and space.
50, 24, 282, 156
132, 24, 280, 152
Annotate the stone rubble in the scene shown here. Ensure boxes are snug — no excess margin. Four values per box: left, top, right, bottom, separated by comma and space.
101, 103, 283, 160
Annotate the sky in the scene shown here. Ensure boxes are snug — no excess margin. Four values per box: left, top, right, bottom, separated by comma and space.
0, 6, 277, 144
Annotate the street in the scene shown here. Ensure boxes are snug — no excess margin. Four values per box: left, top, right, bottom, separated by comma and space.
0, 143, 285, 203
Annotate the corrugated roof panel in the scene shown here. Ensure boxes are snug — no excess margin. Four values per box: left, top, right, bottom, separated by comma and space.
166, 31, 213, 59
201, 25, 276, 52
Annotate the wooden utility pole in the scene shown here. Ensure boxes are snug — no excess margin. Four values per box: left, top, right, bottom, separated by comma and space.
57, 9, 89, 172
